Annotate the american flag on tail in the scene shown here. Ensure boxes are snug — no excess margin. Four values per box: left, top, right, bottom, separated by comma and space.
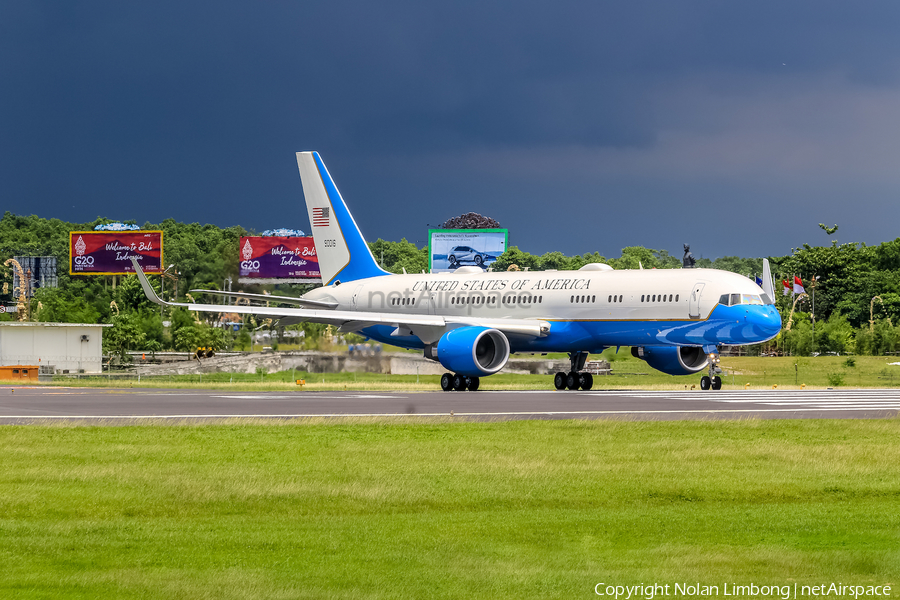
312, 206, 330, 227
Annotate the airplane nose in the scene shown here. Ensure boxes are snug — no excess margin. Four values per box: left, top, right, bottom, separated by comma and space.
754, 306, 782, 337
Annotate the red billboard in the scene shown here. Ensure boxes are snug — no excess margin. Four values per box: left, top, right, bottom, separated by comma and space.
69, 231, 163, 275
239, 236, 320, 279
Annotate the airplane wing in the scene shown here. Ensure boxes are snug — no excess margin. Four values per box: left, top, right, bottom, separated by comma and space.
133, 259, 548, 343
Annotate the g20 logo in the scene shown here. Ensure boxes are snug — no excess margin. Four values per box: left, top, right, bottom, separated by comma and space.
240, 260, 260, 270
74, 256, 95, 266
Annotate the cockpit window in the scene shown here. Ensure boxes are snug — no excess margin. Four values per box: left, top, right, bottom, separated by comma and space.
719, 293, 766, 306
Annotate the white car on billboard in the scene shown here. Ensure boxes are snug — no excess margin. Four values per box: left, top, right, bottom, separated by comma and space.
447, 246, 497, 267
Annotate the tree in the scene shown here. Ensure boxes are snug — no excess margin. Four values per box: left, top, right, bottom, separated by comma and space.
234, 328, 251, 351
491, 247, 541, 272
368, 238, 428, 274
104, 312, 148, 362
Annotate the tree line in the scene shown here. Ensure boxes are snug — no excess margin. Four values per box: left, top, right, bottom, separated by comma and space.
3, 210, 900, 357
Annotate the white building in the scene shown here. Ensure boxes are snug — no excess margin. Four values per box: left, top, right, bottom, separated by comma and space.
0, 322, 110, 374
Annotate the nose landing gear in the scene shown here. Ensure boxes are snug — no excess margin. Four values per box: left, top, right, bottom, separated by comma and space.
699, 349, 723, 390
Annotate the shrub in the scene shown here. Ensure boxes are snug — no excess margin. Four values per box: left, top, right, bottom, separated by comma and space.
826, 372, 845, 387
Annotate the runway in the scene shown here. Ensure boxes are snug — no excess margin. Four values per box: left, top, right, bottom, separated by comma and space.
1, 386, 899, 423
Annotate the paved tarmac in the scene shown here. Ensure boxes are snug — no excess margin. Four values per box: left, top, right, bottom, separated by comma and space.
1, 386, 899, 423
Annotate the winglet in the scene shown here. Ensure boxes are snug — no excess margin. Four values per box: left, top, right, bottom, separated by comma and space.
130, 258, 168, 306
761, 258, 776, 304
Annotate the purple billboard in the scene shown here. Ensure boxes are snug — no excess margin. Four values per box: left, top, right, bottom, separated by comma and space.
239, 236, 320, 281
69, 231, 163, 275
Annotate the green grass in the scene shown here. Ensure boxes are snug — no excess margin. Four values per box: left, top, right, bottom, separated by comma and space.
1, 419, 899, 598
47, 354, 900, 391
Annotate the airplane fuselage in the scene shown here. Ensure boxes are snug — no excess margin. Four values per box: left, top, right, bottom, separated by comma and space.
304, 266, 781, 353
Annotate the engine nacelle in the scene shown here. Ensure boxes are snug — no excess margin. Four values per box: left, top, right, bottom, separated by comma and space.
631, 346, 708, 376
436, 326, 510, 377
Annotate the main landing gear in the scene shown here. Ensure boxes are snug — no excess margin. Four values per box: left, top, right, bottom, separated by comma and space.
699, 348, 723, 390
440, 372, 480, 391
554, 351, 594, 391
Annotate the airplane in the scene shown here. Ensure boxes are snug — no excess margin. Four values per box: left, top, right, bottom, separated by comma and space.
132, 151, 782, 392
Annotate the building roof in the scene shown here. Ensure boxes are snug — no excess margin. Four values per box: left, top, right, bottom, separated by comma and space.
0, 322, 112, 328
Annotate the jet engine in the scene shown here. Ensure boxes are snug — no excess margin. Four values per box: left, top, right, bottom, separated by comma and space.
631, 346, 708, 376
435, 326, 510, 377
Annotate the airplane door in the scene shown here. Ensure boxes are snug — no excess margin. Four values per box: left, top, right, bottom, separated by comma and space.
689, 283, 705, 318
351, 284, 364, 311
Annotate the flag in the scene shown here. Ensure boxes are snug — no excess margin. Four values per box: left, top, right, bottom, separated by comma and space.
755, 276, 763, 286
312, 207, 330, 227
782, 279, 790, 296
793, 275, 805, 295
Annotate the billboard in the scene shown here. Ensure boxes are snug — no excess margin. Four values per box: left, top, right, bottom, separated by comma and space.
69, 231, 163, 275
429, 229, 508, 273
238, 236, 320, 282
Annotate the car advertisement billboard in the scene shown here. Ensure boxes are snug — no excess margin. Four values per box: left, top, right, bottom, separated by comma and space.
429, 229, 508, 273
69, 231, 163, 275
238, 236, 320, 282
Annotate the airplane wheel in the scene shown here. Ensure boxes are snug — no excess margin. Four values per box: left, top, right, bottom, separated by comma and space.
467, 376, 480, 391
700, 376, 711, 390
711, 376, 722, 390
453, 374, 467, 391
441, 373, 453, 391
554, 372, 567, 390
566, 371, 580, 390
580, 372, 593, 390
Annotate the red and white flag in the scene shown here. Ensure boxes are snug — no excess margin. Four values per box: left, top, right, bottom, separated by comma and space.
793, 275, 805, 295
782, 279, 791, 296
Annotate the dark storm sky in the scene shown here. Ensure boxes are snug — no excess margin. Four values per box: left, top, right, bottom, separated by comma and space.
3, 1, 900, 259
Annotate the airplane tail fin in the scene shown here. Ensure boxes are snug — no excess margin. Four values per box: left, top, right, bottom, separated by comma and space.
296, 152, 389, 285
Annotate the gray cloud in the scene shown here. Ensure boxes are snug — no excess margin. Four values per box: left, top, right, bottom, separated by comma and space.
2, 1, 900, 258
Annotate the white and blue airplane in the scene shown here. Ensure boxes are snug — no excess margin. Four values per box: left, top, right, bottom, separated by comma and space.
133, 152, 781, 391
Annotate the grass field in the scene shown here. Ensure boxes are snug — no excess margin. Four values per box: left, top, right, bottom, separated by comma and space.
50, 354, 900, 391
1, 419, 898, 598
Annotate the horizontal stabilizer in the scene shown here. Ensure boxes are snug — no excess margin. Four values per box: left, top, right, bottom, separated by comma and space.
188, 289, 338, 309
